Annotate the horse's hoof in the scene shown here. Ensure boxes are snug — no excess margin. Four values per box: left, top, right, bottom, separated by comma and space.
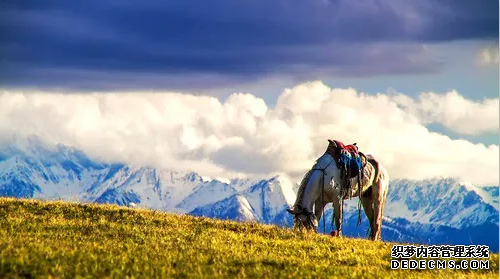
330, 231, 338, 237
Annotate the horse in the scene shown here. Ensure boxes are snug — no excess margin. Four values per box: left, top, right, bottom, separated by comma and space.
286, 139, 390, 241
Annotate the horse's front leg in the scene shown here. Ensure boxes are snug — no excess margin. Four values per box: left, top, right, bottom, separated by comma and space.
314, 198, 327, 232
332, 198, 343, 236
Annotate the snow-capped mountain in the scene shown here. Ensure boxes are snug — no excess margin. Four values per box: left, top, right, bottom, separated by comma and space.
0, 136, 498, 252
383, 178, 498, 228
84, 166, 206, 212
190, 176, 296, 227
0, 137, 107, 201
191, 194, 258, 223
0, 136, 209, 212
176, 180, 238, 213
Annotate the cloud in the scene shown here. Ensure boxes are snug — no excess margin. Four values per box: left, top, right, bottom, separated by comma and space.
0, 0, 497, 89
0, 81, 498, 186
477, 45, 499, 66
391, 90, 499, 135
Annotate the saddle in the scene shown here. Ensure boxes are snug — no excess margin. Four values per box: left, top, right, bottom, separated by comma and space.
327, 139, 367, 179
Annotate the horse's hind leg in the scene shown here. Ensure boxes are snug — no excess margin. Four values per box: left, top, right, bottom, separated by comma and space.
332, 198, 343, 236
371, 175, 389, 241
360, 194, 374, 238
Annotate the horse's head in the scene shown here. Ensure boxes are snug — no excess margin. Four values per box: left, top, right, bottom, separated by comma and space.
286, 206, 318, 231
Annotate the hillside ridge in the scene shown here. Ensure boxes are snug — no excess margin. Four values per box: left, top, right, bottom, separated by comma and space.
0, 197, 498, 279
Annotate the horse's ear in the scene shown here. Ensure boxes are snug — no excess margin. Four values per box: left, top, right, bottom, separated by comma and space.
328, 139, 336, 147
353, 142, 357, 146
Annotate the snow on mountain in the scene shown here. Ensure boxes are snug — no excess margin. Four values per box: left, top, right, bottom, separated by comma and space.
175, 180, 237, 213
384, 178, 498, 228
242, 176, 296, 223
83, 166, 205, 211
0, 137, 207, 211
227, 177, 262, 192
464, 184, 499, 211
0, 136, 107, 201
189, 175, 296, 226
482, 186, 499, 206
190, 194, 257, 222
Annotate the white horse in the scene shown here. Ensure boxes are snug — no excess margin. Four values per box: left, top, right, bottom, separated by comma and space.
287, 140, 390, 240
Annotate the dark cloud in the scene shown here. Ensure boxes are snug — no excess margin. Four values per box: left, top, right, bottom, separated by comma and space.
0, 0, 497, 90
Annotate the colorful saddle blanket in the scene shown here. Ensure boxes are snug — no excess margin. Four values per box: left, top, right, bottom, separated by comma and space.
328, 139, 365, 179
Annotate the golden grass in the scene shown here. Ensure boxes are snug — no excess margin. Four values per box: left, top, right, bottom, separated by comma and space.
0, 197, 497, 278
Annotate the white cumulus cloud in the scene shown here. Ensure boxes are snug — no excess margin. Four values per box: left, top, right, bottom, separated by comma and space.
0, 82, 498, 186
391, 90, 499, 135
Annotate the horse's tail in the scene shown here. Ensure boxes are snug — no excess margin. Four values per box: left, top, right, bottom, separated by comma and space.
357, 154, 377, 231
366, 154, 381, 184
368, 155, 390, 187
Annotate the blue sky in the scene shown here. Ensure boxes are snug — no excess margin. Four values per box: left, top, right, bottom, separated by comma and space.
0, 1, 498, 183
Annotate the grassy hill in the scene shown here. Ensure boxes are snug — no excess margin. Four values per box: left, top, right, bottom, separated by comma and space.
0, 198, 498, 279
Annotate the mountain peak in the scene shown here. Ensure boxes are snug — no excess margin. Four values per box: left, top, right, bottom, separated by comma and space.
268, 174, 296, 206
190, 194, 257, 223
385, 177, 498, 229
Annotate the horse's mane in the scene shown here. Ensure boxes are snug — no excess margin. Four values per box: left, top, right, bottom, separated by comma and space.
294, 149, 335, 210
293, 168, 314, 208
294, 150, 333, 208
